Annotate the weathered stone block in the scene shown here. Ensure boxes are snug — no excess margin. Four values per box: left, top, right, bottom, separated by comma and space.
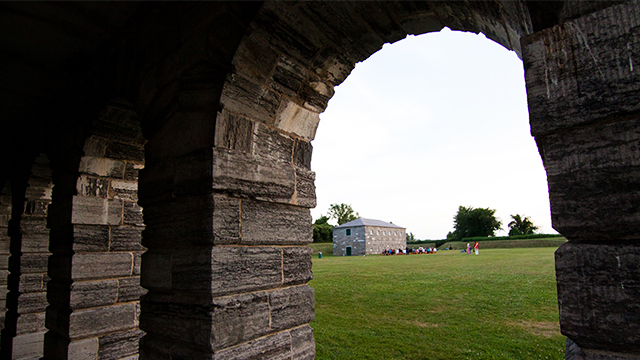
212, 148, 296, 204
72, 196, 123, 226
133, 251, 142, 276
67, 337, 98, 359
111, 226, 144, 251
214, 110, 254, 153
205, 246, 282, 297
556, 242, 640, 352
78, 156, 125, 178
142, 291, 270, 351
124, 162, 144, 181
299, 78, 334, 113
70, 279, 119, 310
295, 167, 316, 208
17, 291, 48, 314
117, 276, 146, 303
76, 175, 110, 198
71, 253, 133, 281
73, 225, 110, 252
12, 331, 45, 360
123, 201, 144, 226
69, 303, 137, 339
542, 120, 640, 240
16, 312, 46, 335
293, 139, 312, 170
290, 325, 316, 360
269, 285, 315, 332
269, 56, 307, 98
241, 200, 312, 245
21, 253, 49, 273
98, 329, 144, 360
274, 101, 320, 141
252, 122, 295, 164
209, 291, 271, 350
282, 246, 313, 286
20, 231, 50, 253
213, 194, 240, 245
220, 73, 281, 124
523, 2, 640, 136
212, 329, 292, 360
19, 273, 45, 293
110, 180, 139, 201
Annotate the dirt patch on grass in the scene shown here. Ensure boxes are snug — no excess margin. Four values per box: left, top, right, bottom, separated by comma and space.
508, 320, 560, 338
411, 320, 439, 328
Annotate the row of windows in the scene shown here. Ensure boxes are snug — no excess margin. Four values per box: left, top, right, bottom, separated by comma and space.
345, 229, 404, 236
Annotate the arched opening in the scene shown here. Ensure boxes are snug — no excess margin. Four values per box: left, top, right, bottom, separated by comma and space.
311, 29, 552, 240
308, 29, 566, 358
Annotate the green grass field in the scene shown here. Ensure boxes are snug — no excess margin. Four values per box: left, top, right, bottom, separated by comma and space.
308, 247, 564, 360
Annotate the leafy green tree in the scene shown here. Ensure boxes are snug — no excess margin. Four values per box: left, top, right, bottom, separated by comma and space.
406, 232, 416, 242
448, 206, 502, 240
508, 214, 538, 236
313, 215, 334, 243
327, 203, 359, 225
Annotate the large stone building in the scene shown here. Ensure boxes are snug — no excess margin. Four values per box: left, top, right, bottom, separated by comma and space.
1, 1, 639, 359
333, 218, 406, 256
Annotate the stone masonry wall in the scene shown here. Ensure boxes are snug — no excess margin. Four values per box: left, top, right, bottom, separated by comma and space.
523, 2, 640, 358
45, 100, 146, 359
364, 226, 406, 255
11, 154, 53, 359
0, 183, 11, 340
333, 226, 365, 256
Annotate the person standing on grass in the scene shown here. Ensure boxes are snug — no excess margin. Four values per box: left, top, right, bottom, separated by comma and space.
474, 241, 479, 255
466, 243, 471, 255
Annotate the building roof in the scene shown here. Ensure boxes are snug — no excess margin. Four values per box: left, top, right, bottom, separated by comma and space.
334, 218, 404, 229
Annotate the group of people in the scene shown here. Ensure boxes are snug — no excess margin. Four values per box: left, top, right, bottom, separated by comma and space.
381, 247, 438, 255
464, 242, 479, 255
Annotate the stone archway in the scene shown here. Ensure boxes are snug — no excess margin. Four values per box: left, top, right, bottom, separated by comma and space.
0, 2, 638, 359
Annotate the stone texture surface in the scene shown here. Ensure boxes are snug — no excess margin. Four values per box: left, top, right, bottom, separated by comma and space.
98, 329, 144, 360
68, 303, 137, 339
290, 325, 316, 360
212, 330, 292, 360
71, 253, 133, 281
556, 242, 640, 353
541, 119, 640, 241
240, 200, 312, 245
282, 247, 313, 287
523, 2, 640, 136
268, 285, 315, 332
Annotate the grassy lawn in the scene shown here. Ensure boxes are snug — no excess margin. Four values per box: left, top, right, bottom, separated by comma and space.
309, 247, 565, 360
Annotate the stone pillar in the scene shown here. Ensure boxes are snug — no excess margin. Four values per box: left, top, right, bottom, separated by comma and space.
0, 183, 11, 342
10, 154, 53, 359
523, 2, 640, 358
44, 100, 146, 359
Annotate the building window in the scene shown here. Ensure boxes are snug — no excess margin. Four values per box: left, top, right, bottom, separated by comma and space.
346, 229, 351, 236
377, 231, 380, 235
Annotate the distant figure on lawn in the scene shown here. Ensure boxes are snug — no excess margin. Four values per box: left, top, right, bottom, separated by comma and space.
474, 242, 479, 255
467, 243, 471, 255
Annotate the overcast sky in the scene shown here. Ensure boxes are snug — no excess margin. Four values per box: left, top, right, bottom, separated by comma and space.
309, 28, 556, 240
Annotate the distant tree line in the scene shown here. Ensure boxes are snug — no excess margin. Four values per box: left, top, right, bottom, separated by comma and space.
446, 205, 541, 241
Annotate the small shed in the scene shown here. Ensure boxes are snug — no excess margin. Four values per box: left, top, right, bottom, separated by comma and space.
333, 218, 406, 256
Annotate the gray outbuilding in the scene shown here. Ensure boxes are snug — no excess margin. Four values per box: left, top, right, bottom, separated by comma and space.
333, 218, 406, 256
